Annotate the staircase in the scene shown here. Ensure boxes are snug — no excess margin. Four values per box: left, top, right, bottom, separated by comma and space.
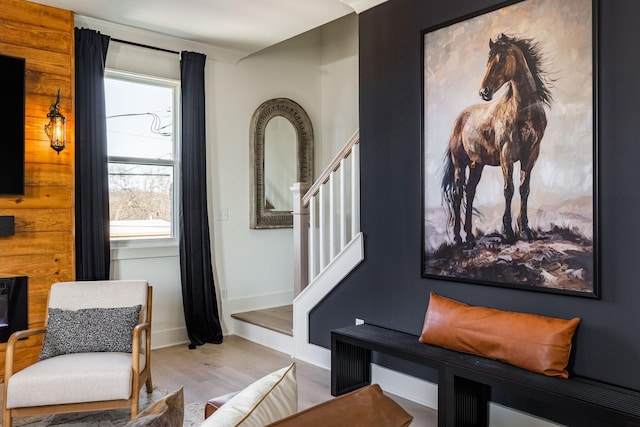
231, 130, 364, 368
292, 130, 363, 367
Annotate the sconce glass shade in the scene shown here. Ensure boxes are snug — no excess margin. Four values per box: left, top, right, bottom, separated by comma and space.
45, 89, 66, 154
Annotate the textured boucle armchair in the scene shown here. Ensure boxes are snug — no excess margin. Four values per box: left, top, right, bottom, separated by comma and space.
3, 280, 153, 427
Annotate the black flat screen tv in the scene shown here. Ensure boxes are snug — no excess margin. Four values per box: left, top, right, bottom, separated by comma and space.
0, 54, 25, 196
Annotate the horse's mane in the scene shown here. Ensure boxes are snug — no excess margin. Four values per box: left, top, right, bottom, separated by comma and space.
494, 34, 553, 108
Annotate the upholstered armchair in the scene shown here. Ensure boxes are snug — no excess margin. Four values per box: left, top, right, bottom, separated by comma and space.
3, 280, 153, 427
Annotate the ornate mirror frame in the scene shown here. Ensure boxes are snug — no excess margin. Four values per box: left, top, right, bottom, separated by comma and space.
250, 98, 314, 229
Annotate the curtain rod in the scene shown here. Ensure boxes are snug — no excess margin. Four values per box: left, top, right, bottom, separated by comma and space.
111, 38, 180, 55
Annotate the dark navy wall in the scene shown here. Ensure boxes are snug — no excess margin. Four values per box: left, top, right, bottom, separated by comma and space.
309, 0, 640, 421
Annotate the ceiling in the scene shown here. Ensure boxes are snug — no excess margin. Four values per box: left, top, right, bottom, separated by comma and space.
30, 0, 385, 60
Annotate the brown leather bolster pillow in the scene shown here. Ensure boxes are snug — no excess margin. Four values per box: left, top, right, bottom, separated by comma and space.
419, 292, 580, 378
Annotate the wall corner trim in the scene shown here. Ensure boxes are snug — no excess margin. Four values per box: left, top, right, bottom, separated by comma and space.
339, 0, 387, 14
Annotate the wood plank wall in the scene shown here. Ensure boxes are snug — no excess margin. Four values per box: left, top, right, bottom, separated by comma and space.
0, 0, 74, 379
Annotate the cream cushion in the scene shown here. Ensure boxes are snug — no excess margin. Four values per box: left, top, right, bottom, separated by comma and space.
202, 363, 297, 427
6, 352, 146, 408
48, 280, 149, 320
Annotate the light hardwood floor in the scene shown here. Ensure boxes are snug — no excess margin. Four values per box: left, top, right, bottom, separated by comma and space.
230, 306, 293, 336
152, 335, 438, 426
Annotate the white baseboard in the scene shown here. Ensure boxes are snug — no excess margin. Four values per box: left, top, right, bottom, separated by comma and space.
371, 364, 439, 409
230, 318, 294, 356
221, 291, 294, 337
489, 403, 561, 427
294, 342, 331, 370
223, 291, 294, 315
151, 327, 189, 349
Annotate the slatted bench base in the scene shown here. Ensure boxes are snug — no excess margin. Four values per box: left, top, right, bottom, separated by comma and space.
331, 324, 640, 427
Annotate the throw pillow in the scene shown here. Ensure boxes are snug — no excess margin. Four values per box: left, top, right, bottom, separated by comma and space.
126, 387, 184, 427
39, 305, 142, 360
265, 384, 413, 427
419, 292, 580, 377
201, 363, 297, 427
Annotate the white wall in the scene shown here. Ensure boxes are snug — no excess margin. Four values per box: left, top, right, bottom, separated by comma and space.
207, 28, 321, 329
110, 246, 186, 348
208, 14, 359, 333
318, 14, 359, 169
96, 13, 360, 344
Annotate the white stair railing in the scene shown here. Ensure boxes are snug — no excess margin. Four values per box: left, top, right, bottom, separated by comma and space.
292, 129, 360, 296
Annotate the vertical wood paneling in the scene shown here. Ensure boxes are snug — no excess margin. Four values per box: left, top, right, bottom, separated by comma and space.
0, 0, 74, 380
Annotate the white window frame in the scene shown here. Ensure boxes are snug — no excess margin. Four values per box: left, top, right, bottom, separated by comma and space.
105, 69, 181, 248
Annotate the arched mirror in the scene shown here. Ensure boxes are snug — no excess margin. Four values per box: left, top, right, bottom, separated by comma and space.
250, 98, 314, 229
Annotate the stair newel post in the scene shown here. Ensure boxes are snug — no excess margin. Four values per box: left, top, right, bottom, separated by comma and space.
291, 182, 310, 296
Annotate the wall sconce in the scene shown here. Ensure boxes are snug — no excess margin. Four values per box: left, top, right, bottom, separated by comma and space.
44, 89, 66, 154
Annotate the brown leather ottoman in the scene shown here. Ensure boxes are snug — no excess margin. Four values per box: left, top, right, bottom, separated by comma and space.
204, 391, 238, 419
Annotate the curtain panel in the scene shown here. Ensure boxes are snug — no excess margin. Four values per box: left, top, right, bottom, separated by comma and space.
74, 28, 111, 281
179, 51, 223, 347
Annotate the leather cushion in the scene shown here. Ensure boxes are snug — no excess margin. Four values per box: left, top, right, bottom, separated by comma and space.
265, 384, 412, 427
205, 391, 239, 419
419, 292, 580, 378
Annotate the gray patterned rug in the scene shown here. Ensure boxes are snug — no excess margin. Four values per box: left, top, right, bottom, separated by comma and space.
11, 387, 204, 427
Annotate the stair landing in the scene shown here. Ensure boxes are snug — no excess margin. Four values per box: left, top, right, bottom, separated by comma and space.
231, 305, 293, 336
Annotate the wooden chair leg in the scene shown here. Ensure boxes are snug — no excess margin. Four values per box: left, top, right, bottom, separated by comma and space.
4, 407, 13, 427
131, 391, 139, 419
145, 375, 153, 393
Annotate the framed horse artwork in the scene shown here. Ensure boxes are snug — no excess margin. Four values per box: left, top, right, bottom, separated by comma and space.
421, 0, 599, 297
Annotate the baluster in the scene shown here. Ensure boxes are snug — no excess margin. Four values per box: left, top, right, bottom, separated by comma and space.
339, 158, 347, 251
329, 172, 336, 261
319, 185, 326, 271
309, 196, 317, 282
299, 130, 360, 284
351, 143, 360, 237
291, 182, 309, 295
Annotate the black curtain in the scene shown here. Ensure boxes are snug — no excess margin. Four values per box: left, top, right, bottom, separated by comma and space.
179, 51, 223, 347
74, 28, 111, 281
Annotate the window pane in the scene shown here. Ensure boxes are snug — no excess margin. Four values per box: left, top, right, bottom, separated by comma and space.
105, 78, 174, 160
109, 163, 173, 240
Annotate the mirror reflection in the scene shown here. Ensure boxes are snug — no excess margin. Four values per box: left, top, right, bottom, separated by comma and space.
264, 116, 296, 212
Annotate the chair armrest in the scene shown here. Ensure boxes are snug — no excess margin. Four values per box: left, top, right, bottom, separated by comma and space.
4, 327, 46, 380
133, 321, 151, 350
133, 321, 151, 341
7, 327, 46, 343
131, 321, 151, 370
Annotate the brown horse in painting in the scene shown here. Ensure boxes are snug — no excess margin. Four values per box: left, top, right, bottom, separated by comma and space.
442, 33, 552, 245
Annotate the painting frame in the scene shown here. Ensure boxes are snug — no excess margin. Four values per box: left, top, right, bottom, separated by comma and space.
421, 0, 600, 298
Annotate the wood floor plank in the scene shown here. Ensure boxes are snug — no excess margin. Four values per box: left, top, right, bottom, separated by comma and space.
0, 334, 436, 425
151, 334, 437, 426
230, 305, 293, 336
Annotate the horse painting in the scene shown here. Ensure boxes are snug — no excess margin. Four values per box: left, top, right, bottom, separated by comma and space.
441, 33, 552, 245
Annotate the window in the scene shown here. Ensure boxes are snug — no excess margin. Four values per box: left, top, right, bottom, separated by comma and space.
105, 71, 179, 241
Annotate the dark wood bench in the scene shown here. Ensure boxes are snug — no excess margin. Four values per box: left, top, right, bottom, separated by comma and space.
331, 324, 640, 427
